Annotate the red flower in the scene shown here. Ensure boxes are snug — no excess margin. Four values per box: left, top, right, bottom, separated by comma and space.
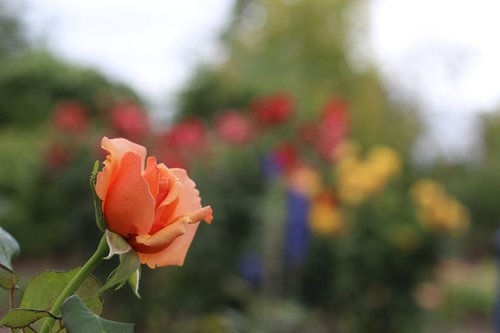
273, 142, 300, 174
215, 110, 253, 145
110, 102, 149, 141
162, 118, 207, 152
52, 100, 89, 135
44, 144, 71, 169
317, 98, 349, 161
251, 93, 294, 126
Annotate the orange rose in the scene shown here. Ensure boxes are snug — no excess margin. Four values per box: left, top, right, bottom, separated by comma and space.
95, 137, 212, 268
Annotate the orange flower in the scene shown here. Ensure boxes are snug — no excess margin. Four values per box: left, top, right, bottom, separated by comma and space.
95, 137, 212, 268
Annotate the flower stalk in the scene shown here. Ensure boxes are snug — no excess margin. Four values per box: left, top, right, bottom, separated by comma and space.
40, 235, 109, 333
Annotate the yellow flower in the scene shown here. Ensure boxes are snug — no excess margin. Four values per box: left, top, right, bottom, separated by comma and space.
309, 191, 344, 236
410, 179, 469, 234
336, 144, 400, 205
367, 146, 401, 180
410, 179, 445, 208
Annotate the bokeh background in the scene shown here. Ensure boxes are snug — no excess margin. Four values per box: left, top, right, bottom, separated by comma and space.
1, 0, 500, 332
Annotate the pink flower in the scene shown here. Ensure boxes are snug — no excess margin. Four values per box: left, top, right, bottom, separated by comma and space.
110, 102, 149, 141
215, 110, 253, 145
162, 118, 207, 152
317, 98, 350, 161
44, 144, 71, 169
52, 100, 89, 135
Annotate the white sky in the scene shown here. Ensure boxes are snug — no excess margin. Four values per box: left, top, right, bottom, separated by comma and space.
368, 0, 500, 161
20, 0, 500, 161
23, 0, 234, 103
370, 0, 500, 114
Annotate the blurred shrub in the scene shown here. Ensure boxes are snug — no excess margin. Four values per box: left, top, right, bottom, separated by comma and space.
0, 52, 140, 126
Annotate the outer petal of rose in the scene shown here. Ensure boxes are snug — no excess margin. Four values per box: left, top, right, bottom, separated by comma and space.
137, 223, 199, 268
96, 137, 147, 201
96, 156, 113, 201
133, 219, 187, 248
102, 137, 147, 165
183, 206, 213, 224
137, 206, 212, 268
102, 151, 155, 237
169, 168, 203, 217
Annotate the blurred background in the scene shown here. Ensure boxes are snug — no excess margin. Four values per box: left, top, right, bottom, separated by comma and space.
1, 0, 499, 332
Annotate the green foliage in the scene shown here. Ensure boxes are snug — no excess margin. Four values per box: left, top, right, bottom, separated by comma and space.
100, 250, 140, 296
20, 269, 103, 315
0, 226, 19, 289
0, 129, 96, 254
178, 67, 256, 120
61, 295, 134, 333
0, 52, 140, 126
0, 226, 20, 272
0, 309, 56, 329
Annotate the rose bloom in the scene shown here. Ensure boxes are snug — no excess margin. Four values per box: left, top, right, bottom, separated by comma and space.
317, 98, 349, 161
52, 100, 89, 135
95, 137, 212, 268
162, 118, 207, 152
215, 110, 253, 145
44, 144, 71, 170
251, 93, 294, 126
110, 102, 149, 141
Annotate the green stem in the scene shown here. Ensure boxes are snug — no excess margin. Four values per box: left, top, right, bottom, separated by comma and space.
40, 235, 108, 333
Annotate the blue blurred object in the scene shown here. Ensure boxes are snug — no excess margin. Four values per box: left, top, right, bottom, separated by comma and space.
239, 252, 262, 288
284, 189, 311, 267
262, 152, 282, 179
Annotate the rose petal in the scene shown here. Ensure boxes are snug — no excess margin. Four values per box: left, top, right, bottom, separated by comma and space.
183, 206, 213, 225
138, 206, 213, 268
170, 168, 203, 216
102, 137, 147, 165
157, 164, 183, 207
137, 223, 199, 268
131, 219, 187, 252
102, 151, 155, 237
96, 137, 147, 200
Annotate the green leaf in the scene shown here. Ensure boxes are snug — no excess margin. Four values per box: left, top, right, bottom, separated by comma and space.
22, 326, 37, 333
61, 295, 134, 333
0, 269, 18, 290
20, 269, 103, 315
100, 250, 140, 295
104, 230, 131, 259
90, 160, 106, 232
0, 308, 58, 328
0, 227, 20, 289
127, 267, 141, 299
0, 226, 20, 272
